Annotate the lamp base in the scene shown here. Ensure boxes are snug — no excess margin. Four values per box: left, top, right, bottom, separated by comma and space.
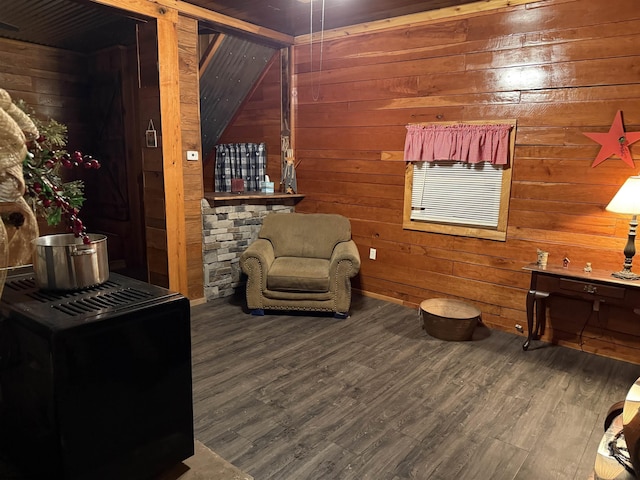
612, 270, 640, 280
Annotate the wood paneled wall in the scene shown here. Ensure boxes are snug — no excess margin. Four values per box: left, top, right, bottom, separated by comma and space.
137, 20, 169, 288
0, 38, 91, 239
214, 51, 283, 191
1, 17, 205, 300
0, 38, 90, 147
282, 0, 640, 362
82, 45, 146, 274
138, 15, 205, 299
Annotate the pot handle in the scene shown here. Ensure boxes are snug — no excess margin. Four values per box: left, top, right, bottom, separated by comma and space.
70, 246, 96, 256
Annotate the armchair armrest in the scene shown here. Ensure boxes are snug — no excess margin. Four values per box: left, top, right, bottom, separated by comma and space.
241, 238, 275, 264
240, 239, 275, 275
329, 240, 361, 314
240, 239, 275, 310
329, 240, 361, 278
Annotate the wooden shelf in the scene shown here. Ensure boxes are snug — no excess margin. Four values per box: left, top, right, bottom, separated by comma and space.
204, 191, 305, 206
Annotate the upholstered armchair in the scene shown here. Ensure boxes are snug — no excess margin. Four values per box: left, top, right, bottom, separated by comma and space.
239, 212, 361, 318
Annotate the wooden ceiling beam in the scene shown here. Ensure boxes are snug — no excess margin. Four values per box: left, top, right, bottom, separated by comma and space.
294, 0, 532, 44
173, 0, 294, 46
89, 0, 294, 46
199, 33, 226, 74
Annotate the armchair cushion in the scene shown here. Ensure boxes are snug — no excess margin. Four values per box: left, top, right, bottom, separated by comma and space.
267, 257, 330, 292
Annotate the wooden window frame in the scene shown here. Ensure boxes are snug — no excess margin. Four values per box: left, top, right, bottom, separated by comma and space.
402, 119, 516, 242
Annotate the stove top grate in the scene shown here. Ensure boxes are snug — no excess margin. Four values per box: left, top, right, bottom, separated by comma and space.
3, 276, 155, 317
51, 289, 154, 316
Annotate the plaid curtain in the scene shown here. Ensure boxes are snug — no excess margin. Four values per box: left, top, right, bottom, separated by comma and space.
214, 143, 266, 192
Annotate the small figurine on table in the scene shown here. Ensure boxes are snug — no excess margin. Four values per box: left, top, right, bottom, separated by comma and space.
563, 257, 570, 268
584, 262, 592, 273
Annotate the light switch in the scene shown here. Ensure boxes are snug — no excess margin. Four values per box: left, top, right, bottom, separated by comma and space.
187, 151, 199, 161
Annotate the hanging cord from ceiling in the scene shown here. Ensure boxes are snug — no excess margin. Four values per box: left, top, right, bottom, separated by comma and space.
310, 0, 325, 102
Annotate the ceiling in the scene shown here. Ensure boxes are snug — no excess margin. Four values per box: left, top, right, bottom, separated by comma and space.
0, 0, 478, 53
0, 0, 141, 53
190, 0, 478, 37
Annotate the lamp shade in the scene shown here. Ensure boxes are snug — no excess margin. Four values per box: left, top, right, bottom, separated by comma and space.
606, 176, 640, 215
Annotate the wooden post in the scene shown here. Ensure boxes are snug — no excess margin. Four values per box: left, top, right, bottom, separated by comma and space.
156, 13, 189, 296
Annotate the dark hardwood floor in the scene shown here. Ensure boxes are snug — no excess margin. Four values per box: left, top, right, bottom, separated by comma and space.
1, 292, 638, 479
191, 293, 640, 480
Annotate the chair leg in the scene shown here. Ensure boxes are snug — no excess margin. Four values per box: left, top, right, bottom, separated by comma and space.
334, 312, 348, 319
251, 309, 265, 316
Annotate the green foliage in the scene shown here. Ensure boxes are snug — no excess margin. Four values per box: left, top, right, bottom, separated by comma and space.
16, 100, 100, 241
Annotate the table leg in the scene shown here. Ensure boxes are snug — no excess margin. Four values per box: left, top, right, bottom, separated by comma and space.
523, 290, 550, 351
524, 289, 536, 350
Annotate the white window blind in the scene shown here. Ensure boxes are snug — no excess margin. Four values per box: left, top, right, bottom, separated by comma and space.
411, 161, 503, 228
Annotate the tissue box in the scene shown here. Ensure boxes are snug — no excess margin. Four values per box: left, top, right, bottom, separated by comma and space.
261, 181, 275, 193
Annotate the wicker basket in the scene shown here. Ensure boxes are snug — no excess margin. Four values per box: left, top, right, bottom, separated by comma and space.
420, 298, 481, 341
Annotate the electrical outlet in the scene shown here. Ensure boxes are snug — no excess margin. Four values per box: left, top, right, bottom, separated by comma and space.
186, 150, 199, 161
369, 248, 377, 260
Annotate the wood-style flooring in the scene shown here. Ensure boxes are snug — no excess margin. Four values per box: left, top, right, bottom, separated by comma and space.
1, 293, 638, 479
191, 293, 640, 480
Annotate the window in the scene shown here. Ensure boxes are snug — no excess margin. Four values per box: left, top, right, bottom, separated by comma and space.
402, 120, 516, 242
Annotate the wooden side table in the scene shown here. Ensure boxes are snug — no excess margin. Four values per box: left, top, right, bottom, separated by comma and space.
522, 263, 640, 350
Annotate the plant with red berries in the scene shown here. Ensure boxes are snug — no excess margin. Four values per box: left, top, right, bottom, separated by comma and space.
16, 101, 100, 244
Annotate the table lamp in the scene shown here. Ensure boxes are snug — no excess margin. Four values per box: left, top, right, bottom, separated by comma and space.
606, 175, 640, 280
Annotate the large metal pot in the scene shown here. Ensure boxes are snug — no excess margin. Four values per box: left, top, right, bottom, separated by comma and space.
33, 233, 109, 290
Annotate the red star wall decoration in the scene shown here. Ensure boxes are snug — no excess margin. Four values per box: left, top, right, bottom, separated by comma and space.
583, 110, 640, 168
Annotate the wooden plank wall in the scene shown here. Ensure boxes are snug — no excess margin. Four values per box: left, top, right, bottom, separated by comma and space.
138, 15, 205, 299
0, 38, 142, 253
283, 0, 640, 363
132, 17, 204, 300
83, 45, 146, 273
1, 23, 204, 300
0, 38, 91, 240
137, 20, 170, 288
215, 51, 283, 191
0, 38, 90, 148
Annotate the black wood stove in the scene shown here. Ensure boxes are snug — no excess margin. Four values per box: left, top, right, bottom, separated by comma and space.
0, 269, 194, 480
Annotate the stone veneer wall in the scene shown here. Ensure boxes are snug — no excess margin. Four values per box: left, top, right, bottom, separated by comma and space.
201, 198, 296, 301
